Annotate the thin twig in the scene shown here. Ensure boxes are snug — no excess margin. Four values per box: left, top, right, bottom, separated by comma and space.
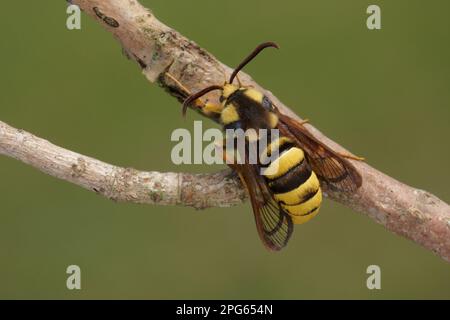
1, 0, 449, 261
0, 120, 245, 209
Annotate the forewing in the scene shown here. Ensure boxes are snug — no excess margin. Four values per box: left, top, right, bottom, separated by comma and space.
277, 112, 362, 192
228, 161, 293, 251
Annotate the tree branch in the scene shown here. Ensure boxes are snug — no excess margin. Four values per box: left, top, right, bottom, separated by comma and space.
0, 0, 448, 261
0, 120, 245, 209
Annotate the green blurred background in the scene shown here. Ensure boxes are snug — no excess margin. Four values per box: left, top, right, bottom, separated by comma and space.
0, 0, 449, 299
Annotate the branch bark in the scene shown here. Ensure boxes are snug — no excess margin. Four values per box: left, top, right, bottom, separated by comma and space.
0, 0, 449, 261
0, 120, 245, 209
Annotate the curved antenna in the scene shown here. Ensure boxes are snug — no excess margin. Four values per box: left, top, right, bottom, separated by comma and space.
182, 85, 223, 117
229, 42, 279, 84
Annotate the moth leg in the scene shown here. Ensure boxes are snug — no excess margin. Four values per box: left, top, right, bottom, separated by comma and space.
165, 72, 202, 111
216, 138, 232, 164
165, 72, 222, 115
235, 74, 256, 89
164, 72, 192, 97
220, 144, 247, 188
337, 152, 365, 161
235, 74, 243, 87
216, 137, 245, 167
298, 118, 310, 125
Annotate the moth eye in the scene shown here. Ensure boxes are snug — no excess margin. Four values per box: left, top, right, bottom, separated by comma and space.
262, 96, 273, 111
219, 96, 225, 103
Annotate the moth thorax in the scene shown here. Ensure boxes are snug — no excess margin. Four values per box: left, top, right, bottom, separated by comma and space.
222, 83, 239, 99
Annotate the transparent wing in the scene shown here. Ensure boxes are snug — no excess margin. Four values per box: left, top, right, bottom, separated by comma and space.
228, 161, 293, 251
277, 112, 362, 192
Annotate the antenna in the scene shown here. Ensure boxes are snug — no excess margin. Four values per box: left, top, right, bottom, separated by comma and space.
229, 42, 279, 84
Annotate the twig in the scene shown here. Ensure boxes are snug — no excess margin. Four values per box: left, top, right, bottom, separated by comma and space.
0, 0, 449, 261
0, 120, 245, 209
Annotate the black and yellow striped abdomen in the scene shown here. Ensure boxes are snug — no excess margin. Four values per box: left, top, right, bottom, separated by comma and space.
261, 137, 322, 224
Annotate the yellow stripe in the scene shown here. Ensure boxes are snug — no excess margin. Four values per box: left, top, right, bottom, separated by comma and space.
260, 137, 292, 164
266, 137, 293, 156
291, 207, 320, 224
244, 88, 264, 103
267, 112, 279, 128
262, 147, 304, 179
282, 189, 322, 219
221, 105, 239, 125
222, 84, 238, 99
273, 172, 320, 205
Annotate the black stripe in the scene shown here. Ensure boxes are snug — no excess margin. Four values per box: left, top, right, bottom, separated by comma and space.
226, 88, 246, 104
259, 145, 295, 169
277, 142, 295, 155
267, 160, 312, 193
264, 141, 295, 163
279, 188, 320, 206
260, 141, 304, 167
300, 188, 319, 203
300, 206, 319, 216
